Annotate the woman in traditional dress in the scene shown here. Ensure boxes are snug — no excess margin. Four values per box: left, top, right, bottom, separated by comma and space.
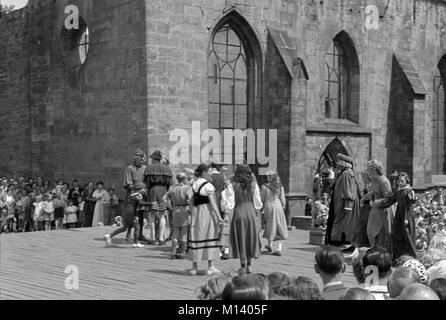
187, 164, 224, 276
227, 165, 263, 274
365, 160, 393, 253
376, 172, 417, 260
92, 181, 108, 227
261, 170, 288, 256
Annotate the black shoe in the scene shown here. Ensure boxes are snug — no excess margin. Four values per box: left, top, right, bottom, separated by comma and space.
139, 236, 148, 242
221, 254, 230, 260
342, 246, 356, 254
265, 246, 273, 253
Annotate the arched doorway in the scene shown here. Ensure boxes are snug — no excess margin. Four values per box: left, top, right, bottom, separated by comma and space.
318, 138, 349, 174
317, 138, 349, 196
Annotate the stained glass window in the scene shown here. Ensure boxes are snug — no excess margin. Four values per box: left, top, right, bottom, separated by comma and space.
433, 67, 446, 174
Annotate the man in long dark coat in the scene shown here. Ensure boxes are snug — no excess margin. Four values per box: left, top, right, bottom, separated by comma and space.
325, 153, 362, 258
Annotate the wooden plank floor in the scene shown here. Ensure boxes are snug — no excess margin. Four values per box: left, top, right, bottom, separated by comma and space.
0, 227, 357, 300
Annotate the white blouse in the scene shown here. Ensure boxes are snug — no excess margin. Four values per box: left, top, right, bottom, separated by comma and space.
192, 178, 216, 196
223, 182, 263, 211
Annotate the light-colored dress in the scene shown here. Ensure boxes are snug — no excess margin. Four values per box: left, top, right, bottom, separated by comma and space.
261, 184, 288, 241
92, 189, 108, 226
187, 178, 221, 262
65, 205, 78, 224
365, 175, 393, 252
226, 182, 263, 259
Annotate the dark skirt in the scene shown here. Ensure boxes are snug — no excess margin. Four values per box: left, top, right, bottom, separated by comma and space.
351, 203, 371, 248
24, 207, 33, 223
391, 212, 416, 260
55, 207, 64, 219
230, 202, 260, 260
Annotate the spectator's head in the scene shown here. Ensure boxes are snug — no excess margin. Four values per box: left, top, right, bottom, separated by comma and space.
222, 274, 270, 300
388, 267, 421, 298
86, 182, 93, 189
427, 260, 446, 284
108, 188, 115, 195
402, 259, 428, 283
96, 181, 104, 190
341, 288, 376, 300
393, 255, 414, 268
397, 283, 440, 300
67, 200, 74, 207
176, 172, 188, 184
278, 277, 322, 300
314, 246, 346, 283
429, 234, 446, 253
57, 180, 63, 186
352, 252, 366, 285
72, 180, 79, 187
267, 272, 291, 295
362, 247, 392, 283
429, 278, 446, 301
197, 274, 232, 300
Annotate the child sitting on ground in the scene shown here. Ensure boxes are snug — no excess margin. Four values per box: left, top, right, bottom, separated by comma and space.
312, 201, 329, 228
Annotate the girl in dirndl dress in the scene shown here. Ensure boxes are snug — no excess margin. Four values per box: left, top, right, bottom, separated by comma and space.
261, 171, 288, 256
187, 164, 224, 276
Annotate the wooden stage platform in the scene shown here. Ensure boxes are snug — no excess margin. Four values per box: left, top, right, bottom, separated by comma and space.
0, 227, 357, 300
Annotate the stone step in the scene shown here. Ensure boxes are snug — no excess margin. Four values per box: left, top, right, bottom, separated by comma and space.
291, 216, 312, 231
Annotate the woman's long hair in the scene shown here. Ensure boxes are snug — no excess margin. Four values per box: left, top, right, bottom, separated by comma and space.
232, 165, 255, 198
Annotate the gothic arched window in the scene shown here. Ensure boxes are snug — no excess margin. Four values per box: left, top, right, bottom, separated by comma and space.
208, 24, 248, 130
433, 58, 446, 174
325, 31, 360, 123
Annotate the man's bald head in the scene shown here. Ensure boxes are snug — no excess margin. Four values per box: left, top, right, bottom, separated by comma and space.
388, 267, 421, 298
398, 283, 440, 300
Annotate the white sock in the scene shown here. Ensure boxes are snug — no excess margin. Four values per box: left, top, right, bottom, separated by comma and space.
277, 242, 283, 251
224, 248, 229, 254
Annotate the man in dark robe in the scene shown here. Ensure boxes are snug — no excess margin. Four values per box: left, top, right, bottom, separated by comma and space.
325, 153, 362, 259
144, 150, 173, 245
123, 149, 147, 241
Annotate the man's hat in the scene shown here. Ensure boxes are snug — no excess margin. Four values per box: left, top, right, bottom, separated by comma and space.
150, 150, 163, 161
336, 153, 353, 165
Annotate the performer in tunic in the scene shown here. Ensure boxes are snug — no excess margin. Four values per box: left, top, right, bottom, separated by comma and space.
376, 172, 417, 260
144, 150, 173, 245
188, 164, 223, 276
364, 160, 393, 253
261, 170, 288, 256
163, 172, 192, 259
227, 165, 263, 274
325, 153, 362, 259
104, 149, 146, 243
